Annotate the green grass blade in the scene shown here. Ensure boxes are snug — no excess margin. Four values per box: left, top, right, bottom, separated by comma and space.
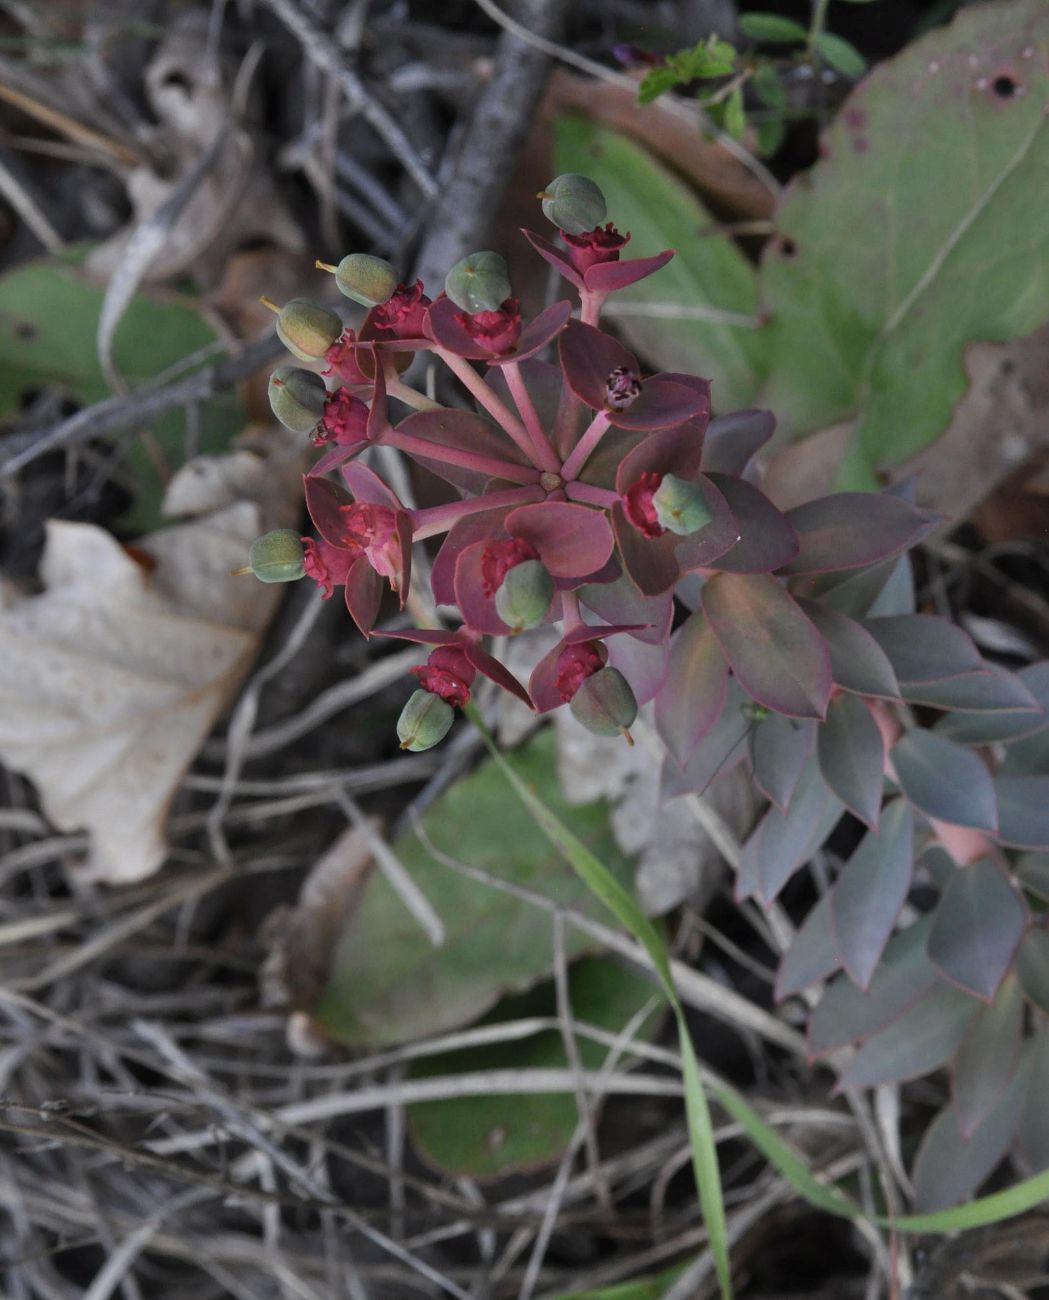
468, 707, 733, 1300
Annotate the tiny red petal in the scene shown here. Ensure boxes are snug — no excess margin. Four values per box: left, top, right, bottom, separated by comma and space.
370, 281, 431, 337
480, 537, 540, 598
316, 389, 368, 446
453, 297, 523, 356
323, 330, 370, 382
413, 645, 476, 707
561, 223, 630, 275
623, 471, 665, 538
302, 536, 359, 598
554, 640, 607, 703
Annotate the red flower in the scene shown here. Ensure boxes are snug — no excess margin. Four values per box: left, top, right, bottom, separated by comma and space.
412, 645, 477, 707
323, 329, 371, 384
302, 537, 359, 599
453, 298, 522, 356
316, 389, 368, 447
554, 639, 607, 702
369, 280, 431, 338
622, 471, 664, 538
480, 537, 540, 598
561, 223, 630, 276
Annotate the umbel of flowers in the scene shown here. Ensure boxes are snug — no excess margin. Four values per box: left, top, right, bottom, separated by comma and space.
253, 173, 936, 754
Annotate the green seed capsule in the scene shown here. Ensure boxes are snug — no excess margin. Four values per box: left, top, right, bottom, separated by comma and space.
268, 366, 327, 434
569, 667, 638, 739
397, 689, 455, 752
275, 299, 343, 361
332, 253, 400, 307
494, 559, 554, 633
445, 251, 512, 315
652, 474, 713, 536
249, 529, 306, 583
540, 174, 607, 235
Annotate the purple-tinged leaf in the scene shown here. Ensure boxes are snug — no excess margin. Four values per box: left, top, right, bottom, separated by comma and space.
1016, 925, 1049, 1016
453, 542, 513, 636
703, 573, 832, 719
738, 759, 843, 903
797, 601, 899, 699
831, 799, 913, 989
818, 693, 885, 829
505, 501, 614, 579
396, 408, 532, 493
602, 629, 670, 706
792, 554, 907, 619
701, 409, 775, 476
951, 976, 1024, 1139
916, 662, 1041, 713
808, 918, 937, 1057
922, 844, 956, 889
304, 473, 353, 546
606, 378, 708, 431
775, 893, 841, 1001
780, 493, 937, 576
864, 553, 916, 617
344, 554, 382, 637
749, 713, 816, 811
341, 460, 402, 510
1015, 1028, 1049, 1176
614, 421, 705, 490
661, 679, 752, 798
927, 859, 1028, 1001
486, 301, 573, 366
612, 475, 738, 597
559, 318, 637, 410
706, 473, 799, 574
430, 508, 509, 606
585, 248, 674, 293
933, 664, 1049, 743
520, 228, 584, 289
891, 731, 997, 830
1017, 852, 1049, 902
995, 777, 1049, 849
913, 1052, 1031, 1212
863, 614, 983, 684
310, 441, 364, 477
654, 610, 729, 766
578, 575, 672, 647
834, 981, 980, 1089
393, 511, 412, 608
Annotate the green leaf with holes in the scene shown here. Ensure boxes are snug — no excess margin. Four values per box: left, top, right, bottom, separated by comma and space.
0, 259, 245, 529
758, 0, 1049, 485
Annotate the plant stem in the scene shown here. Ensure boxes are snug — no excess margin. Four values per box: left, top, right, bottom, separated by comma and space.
561, 589, 584, 633
808, 0, 830, 51
383, 429, 539, 485
434, 346, 538, 465
410, 485, 543, 541
386, 377, 441, 412
502, 361, 560, 472
565, 481, 619, 509
580, 289, 606, 329
561, 411, 612, 481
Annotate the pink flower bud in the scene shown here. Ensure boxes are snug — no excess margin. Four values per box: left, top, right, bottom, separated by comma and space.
480, 538, 541, 598
302, 537, 358, 598
316, 389, 368, 447
605, 365, 642, 411
453, 298, 523, 356
412, 645, 476, 707
369, 280, 431, 338
622, 471, 665, 538
561, 223, 630, 275
554, 640, 607, 703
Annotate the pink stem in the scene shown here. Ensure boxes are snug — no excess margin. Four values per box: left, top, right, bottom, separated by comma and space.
580, 289, 607, 329
565, 480, 619, 509
561, 589, 585, 633
382, 429, 539, 485
434, 347, 538, 465
561, 411, 612, 481
502, 362, 560, 472
385, 377, 441, 412
410, 485, 543, 541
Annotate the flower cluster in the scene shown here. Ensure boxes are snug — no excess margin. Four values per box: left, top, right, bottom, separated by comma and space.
252, 173, 935, 754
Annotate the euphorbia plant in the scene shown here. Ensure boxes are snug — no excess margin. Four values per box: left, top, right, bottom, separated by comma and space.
252, 174, 1049, 1208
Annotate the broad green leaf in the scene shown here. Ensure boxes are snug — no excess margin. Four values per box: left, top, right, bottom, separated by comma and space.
737, 757, 843, 903
1017, 852, 1049, 903
759, 0, 1049, 484
0, 260, 245, 529
654, 609, 728, 766
890, 731, 998, 831
775, 892, 840, 1000
927, 859, 1028, 1000
702, 573, 832, 719
312, 730, 636, 1048
1015, 1026, 1049, 1173
913, 1046, 1031, 1211
817, 692, 885, 828
994, 776, 1049, 849
951, 976, 1024, 1138
749, 712, 815, 811
552, 116, 766, 410
796, 601, 899, 699
864, 615, 982, 685
408, 958, 660, 1179
1015, 925, 1049, 1015
662, 678, 752, 798
831, 799, 913, 989
738, 13, 808, 43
